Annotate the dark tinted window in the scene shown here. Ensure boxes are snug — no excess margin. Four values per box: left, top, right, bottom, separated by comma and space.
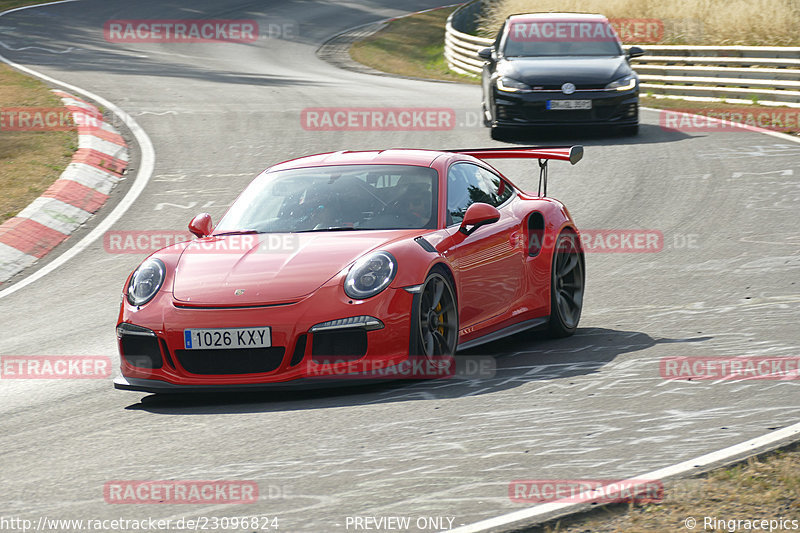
446, 163, 514, 225
502, 20, 623, 57
216, 165, 438, 232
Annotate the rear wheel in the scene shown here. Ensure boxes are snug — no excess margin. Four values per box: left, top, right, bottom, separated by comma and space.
547, 232, 585, 337
412, 272, 458, 357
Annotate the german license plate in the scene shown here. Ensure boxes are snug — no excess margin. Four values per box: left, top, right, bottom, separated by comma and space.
547, 100, 592, 110
184, 327, 271, 350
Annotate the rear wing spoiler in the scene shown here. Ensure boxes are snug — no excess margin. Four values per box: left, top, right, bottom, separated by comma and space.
449, 145, 583, 165
447, 145, 584, 197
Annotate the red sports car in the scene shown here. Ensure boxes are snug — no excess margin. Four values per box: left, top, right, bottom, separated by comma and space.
114, 146, 585, 392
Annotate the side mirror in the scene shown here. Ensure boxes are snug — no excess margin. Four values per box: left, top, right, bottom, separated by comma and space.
188, 213, 213, 238
477, 47, 494, 61
459, 203, 500, 235
627, 46, 645, 59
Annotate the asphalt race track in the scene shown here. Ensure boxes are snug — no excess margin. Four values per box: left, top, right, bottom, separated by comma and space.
1, 1, 799, 531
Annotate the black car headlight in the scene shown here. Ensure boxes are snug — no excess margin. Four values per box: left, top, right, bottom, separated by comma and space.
126, 258, 166, 306
497, 77, 531, 93
344, 251, 396, 300
605, 75, 637, 91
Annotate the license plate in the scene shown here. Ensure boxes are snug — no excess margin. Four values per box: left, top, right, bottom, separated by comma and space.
184, 327, 271, 350
547, 100, 592, 110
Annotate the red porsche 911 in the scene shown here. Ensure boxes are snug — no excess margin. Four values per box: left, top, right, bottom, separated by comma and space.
114, 146, 585, 392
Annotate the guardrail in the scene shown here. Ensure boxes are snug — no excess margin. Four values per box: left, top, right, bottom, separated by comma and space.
444, 4, 800, 106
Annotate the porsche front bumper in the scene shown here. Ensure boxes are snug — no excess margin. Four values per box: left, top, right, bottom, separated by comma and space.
115, 284, 417, 392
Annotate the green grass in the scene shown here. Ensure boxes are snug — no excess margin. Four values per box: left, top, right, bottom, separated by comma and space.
350, 6, 478, 84
0, 0, 55, 12
0, 64, 77, 222
535, 442, 800, 532
479, 0, 800, 46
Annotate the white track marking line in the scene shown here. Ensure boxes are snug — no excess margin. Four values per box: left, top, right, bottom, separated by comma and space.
0, 0, 155, 299
449, 420, 800, 532
642, 106, 800, 144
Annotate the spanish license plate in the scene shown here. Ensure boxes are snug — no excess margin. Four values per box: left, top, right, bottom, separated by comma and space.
184, 327, 271, 350
547, 100, 592, 110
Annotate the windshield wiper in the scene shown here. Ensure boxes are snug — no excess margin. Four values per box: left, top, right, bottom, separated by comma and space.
295, 226, 357, 233
213, 229, 262, 236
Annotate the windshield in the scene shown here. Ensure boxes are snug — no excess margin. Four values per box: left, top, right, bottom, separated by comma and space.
215, 164, 439, 233
503, 20, 623, 57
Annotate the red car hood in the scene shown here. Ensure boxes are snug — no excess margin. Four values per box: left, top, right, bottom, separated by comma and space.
171, 231, 415, 305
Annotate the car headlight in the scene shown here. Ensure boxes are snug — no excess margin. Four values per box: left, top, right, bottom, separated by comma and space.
344, 251, 397, 300
497, 77, 531, 93
126, 258, 166, 306
605, 75, 637, 91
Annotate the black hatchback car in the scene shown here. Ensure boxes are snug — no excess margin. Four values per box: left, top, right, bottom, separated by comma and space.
479, 13, 644, 138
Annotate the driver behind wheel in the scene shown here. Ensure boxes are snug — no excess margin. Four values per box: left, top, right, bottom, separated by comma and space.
398, 183, 432, 228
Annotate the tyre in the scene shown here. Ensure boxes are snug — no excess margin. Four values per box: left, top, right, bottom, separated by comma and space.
490, 126, 508, 141
547, 231, 585, 337
412, 271, 458, 358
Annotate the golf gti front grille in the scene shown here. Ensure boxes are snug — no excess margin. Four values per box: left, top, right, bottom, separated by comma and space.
175, 347, 286, 375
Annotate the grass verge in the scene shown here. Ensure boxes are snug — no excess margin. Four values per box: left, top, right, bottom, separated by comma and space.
0, 0, 54, 11
0, 63, 78, 223
349, 6, 478, 84
478, 0, 800, 46
532, 441, 800, 532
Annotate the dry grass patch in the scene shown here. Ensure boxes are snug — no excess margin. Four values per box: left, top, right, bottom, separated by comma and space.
532, 442, 800, 532
350, 6, 477, 83
0, 64, 77, 222
0, 0, 54, 11
477, 0, 800, 45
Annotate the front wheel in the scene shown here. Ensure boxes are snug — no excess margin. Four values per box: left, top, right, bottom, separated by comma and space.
412, 271, 458, 357
547, 232, 585, 337
490, 126, 508, 141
